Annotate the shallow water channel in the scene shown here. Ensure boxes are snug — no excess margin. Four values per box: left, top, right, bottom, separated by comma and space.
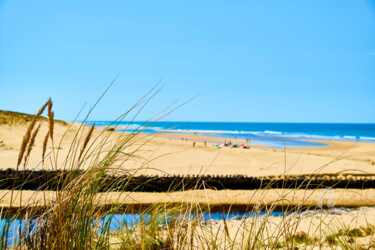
0, 208, 353, 246
0, 210, 284, 245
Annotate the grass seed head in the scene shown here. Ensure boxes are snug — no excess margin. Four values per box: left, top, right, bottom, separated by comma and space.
48, 111, 54, 140
47, 98, 54, 140
42, 131, 49, 163
79, 122, 95, 160
24, 124, 41, 168
17, 100, 49, 167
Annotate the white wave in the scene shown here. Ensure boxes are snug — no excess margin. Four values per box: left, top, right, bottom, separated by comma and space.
117, 124, 138, 128
360, 136, 375, 141
97, 123, 160, 131
343, 136, 357, 140
90, 122, 375, 143
145, 126, 165, 131
169, 129, 263, 135
263, 130, 283, 135
170, 129, 239, 134
280, 134, 346, 141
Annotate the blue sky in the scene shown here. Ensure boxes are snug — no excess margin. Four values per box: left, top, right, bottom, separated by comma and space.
1, 0, 374, 122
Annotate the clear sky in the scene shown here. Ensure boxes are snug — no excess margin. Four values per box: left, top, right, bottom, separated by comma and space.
1, 1, 374, 123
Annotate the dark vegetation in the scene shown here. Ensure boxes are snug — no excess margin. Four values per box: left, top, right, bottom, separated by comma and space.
0, 110, 67, 126
0, 169, 374, 192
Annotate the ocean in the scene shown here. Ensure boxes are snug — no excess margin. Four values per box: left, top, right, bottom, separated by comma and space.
86, 121, 375, 149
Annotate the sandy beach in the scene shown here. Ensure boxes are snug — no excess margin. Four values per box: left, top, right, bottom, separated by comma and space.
1, 117, 375, 177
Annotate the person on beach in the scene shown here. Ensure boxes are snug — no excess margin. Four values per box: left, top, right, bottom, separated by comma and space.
204, 141, 207, 147
193, 141, 196, 147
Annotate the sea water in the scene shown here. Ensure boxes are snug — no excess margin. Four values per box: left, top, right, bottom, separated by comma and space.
86, 121, 375, 149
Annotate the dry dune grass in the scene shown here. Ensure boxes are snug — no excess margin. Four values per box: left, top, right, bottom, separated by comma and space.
0, 93, 178, 248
